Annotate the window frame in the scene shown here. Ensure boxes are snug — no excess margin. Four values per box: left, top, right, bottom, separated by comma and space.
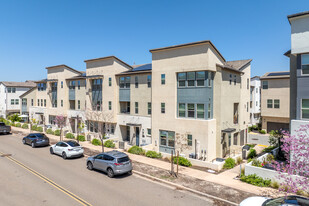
178, 73, 186, 87
187, 103, 195, 118
196, 71, 205, 87
135, 76, 138, 88
135, 102, 138, 114
161, 102, 165, 114
301, 99, 309, 119
178, 103, 186, 118
301, 54, 309, 75
109, 77, 112, 87
147, 75, 151, 88
267, 99, 273, 108
187, 72, 195, 87
109, 101, 112, 110
161, 74, 165, 85
148, 102, 151, 115
274, 99, 280, 109
196, 104, 205, 119
262, 81, 268, 89
187, 134, 193, 146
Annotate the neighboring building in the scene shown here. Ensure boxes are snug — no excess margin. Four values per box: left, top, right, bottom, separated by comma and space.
250, 76, 261, 126
260, 71, 290, 133
285, 11, 309, 133
20, 87, 37, 122
0, 81, 36, 118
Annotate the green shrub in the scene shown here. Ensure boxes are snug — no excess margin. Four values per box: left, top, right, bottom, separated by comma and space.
91, 138, 102, 146
247, 149, 257, 159
65, 133, 75, 139
15, 123, 21, 127
77, 135, 85, 141
251, 159, 262, 167
247, 158, 252, 163
0, 118, 5, 123
9, 122, 15, 126
8, 114, 21, 122
259, 129, 266, 134
246, 144, 255, 148
240, 174, 271, 187
46, 128, 54, 135
128, 146, 145, 155
263, 145, 277, 153
54, 129, 61, 136
104, 140, 115, 148
22, 124, 29, 129
173, 156, 192, 167
31, 125, 37, 131
223, 157, 236, 169
37, 127, 43, 132
252, 125, 258, 130
266, 154, 274, 162
146, 151, 162, 159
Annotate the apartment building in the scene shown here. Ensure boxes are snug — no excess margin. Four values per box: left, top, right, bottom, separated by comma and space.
260, 71, 290, 133
285, 11, 309, 134
250, 76, 261, 126
0, 81, 36, 118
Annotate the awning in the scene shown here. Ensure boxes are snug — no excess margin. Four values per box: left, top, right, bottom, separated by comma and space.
19, 115, 28, 118
221, 128, 236, 133
35, 112, 44, 115
86, 75, 103, 79
126, 123, 142, 127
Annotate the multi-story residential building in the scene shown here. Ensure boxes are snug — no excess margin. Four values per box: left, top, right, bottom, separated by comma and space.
18, 40, 251, 161
149, 40, 251, 160
285, 11, 309, 133
0, 81, 36, 118
250, 76, 261, 126
260, 71, 290, 133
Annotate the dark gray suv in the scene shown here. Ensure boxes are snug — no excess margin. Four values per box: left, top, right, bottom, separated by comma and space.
86, 150, 132, 178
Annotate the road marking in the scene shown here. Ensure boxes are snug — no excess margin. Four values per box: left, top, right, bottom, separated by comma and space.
0, 151, 92, 206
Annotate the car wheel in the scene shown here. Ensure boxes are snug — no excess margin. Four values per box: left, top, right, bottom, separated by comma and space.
50, 148, 54, 155
87, 162, 93, 170
31, 142, 35, 148
22, 139, 26, 144
62, 152, 67, 160
107, 168, 114, 178
128, 170, 133, 175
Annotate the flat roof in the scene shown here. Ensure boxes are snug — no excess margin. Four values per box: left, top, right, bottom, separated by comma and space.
288, 11, 309, 22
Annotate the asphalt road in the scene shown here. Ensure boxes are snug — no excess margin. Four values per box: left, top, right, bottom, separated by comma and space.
0, 134, 214, 206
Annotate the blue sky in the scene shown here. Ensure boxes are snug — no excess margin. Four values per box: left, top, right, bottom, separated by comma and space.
0, 0, 308, 82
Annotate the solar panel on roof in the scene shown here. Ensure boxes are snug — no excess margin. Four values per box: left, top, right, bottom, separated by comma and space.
267, 72, 289, 76
132, 64, 152, 71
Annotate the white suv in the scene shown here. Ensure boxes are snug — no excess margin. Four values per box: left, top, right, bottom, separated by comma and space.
50, 141, 84, 159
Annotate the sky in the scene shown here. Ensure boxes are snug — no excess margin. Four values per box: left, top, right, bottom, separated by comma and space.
0, 0, 308, 82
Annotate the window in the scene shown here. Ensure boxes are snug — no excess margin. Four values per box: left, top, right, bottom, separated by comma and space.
274, 99, 280, 108
109, 101, 112, 110
229, 74, 232, 85
120, 77, 125, 88
125, 77, 130, 88
247, 102, 249, 112
7, 87, 11, 93
197, 104, 204, 118
301, 54, 309, 75
160, 130, 175, 148
148, 102, 151, 115
31, 99, 33, 106
208, 103, 211, 119
178, 103, 186, 117
15, 99, 19, 105
135, 76, 138, 88
147, 128, 151, 135
11, 99, 14, 105
178, 73, 186, 87
12, 88, 16, 93
267, 99, 273, 108
37, 83, 46, 91
78, 81, 80, 90
247, 78, 249, 89
69, 81, 76, 89
44, 99, 46, 107
78, 100, 80, 110
187, 104, 195, 118
109, 77, 112, 86
208, 71, 212, 87
161, 74, 165, 85
234, 75, 236, 85
37, 99, 40, 106
187, 72, 195, 87
161, 103, 165, 113
256, 88, 258, 93
262, 81, 268, 89
135, 102, 138, 114
111, 124, 115, 134
61, 100, 63, 107
147, 75, 151, 88
196, 71, 205, 86
119, 76, 131, 88
22, 98, 27, 106
256, 101, 258, 106
41, 99, 43, 106
187, 134, 192, 146
61, 81, 63, 88
302, 99, 309, 119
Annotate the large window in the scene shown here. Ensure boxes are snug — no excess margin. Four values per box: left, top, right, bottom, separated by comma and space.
187, 72, 195, 87
22, 98, 27, 105
178, 73, 186, 87
187, 103, 195, 118
160, 130, 175, 148
301, 54, 309, 75
197, 104, 204, 118
274, 99, 280, 108
7, 87, 16, 93
178, 71, 210, 88
148, 102, 151, 115
120, 77, 130, 88
37, 83, 46, 91
69, 81, 76, 90
196, 71, 205, 86
302, 99, 309, 119
262, 81, 268, 89
147, 75, 151, 88
161, 74, 165, 85
161, 103, 165, 114
178, 103, 186, 117
267, 99, 273, 108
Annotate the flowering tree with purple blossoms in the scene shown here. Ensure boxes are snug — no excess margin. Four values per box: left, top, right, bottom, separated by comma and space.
272, 124, 309, 194
54, 115, 66, 141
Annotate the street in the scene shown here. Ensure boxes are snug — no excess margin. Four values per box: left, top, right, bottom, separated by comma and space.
0, 134, 215, 206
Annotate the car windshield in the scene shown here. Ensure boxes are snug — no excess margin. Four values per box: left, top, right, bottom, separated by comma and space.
0, 123, 5, 126
264, 196, 309, 206
36, 134, 46, 138
117, 156, 130, 163
66, 141, 80, 147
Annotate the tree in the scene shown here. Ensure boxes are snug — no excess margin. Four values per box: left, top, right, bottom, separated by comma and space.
8, 113, 22, 123
29, 112, 37, 133
268, 130, 282, 147
85, 108, 113, 152
54, 115, 67, 141
272, 125, 309, 194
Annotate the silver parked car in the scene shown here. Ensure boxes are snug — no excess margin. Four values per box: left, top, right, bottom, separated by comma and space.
86, 150, 133, 178
50, 141, 84, 159
240, 195, 309, 206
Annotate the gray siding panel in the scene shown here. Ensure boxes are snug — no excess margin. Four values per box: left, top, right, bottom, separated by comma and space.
296, 76, 309, 119
69, 90, 75, 100
119, 89, 130, 102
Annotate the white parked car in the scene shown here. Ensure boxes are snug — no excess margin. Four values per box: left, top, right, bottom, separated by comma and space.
50, 141, 84, 159
240, 196, 309, 206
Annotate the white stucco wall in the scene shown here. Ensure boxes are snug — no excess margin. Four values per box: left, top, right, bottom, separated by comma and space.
291, 15, 309, 54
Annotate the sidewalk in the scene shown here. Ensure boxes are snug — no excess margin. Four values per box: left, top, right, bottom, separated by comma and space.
12, 127, 278, 197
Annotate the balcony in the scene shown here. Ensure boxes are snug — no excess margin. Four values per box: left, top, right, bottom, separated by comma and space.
69, 89, 75, 100
119, 89, 130, 102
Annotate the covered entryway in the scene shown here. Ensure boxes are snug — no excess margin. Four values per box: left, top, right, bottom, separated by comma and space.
267, 122, 289, 133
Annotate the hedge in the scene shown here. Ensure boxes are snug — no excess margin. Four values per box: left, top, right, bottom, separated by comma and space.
128, 146, 145, 155
146, 151, 162, 159
223, 157, 236, 169
31, 125, 37, 131
247, 149, 257, 159
77, 135, 85, 141
91, 138, 102, 146
104, 140, 115, 148
46, 128, 54, 135
173, 156, 192, 167
22, 124, 29, 129
15, 123, 21, 127
65, 133, 75, 139
54, 130, 61, 136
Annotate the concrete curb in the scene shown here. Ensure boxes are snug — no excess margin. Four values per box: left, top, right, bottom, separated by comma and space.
133, 170, 238, 206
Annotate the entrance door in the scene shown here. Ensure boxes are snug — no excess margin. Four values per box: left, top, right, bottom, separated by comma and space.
70, 119, 76, 133
135, 127, 140, 146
